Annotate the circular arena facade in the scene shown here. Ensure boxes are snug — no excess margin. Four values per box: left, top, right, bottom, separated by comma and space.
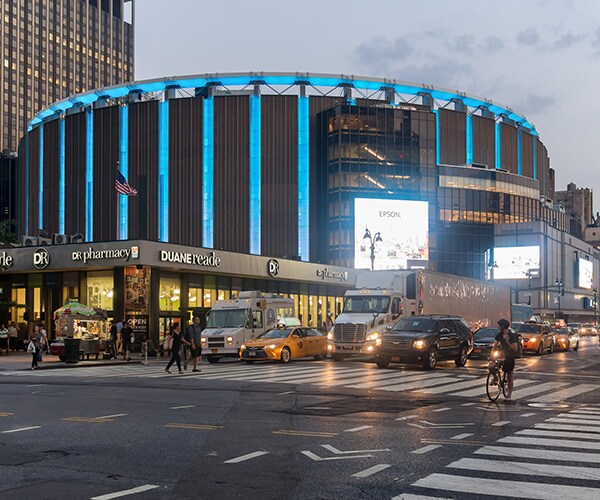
17, 72, 566, 279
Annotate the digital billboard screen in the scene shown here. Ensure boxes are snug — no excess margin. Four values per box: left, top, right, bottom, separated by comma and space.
354, 198, 429, 270
578, 258, 594, 289
493, 246, 540, 280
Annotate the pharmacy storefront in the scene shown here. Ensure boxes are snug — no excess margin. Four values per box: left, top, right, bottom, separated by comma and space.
0, 240, 357, 347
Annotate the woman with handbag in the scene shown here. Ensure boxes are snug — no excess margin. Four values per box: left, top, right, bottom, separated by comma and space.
28, 326, 42, 370
165, 323, 190, 374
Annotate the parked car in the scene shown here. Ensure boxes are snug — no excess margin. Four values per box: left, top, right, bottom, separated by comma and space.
374, 315, 473, 370
517, 322, 555, 354
553, 327, 580, 351
579, 323, 598, 336
239, 326, 328, 363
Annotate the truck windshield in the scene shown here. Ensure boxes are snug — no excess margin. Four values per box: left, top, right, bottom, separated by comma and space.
206, 309, 248, 328
343, 296, 390, 314
392, 318, 437, 333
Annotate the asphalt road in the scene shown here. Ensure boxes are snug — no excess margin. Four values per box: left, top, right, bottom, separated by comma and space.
0, 336, 599, 499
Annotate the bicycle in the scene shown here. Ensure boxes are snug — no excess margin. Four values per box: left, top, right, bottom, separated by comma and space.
486, 351, 508, 401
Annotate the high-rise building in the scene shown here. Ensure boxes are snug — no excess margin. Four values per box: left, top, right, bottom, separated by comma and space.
0, 0, 135, 152
556, 182, 594, 230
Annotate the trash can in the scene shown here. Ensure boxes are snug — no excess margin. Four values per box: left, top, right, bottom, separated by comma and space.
64, 337, 81, 364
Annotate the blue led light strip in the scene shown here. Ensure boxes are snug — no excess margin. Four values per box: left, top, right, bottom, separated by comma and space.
297, 94, 310, 261
85, 110, 94, 241
495, 121, 501, 169
517, 128, 522, 175
158, 100, 169, 242
202, 97, 214, 248
533, 135, 537, 179
119, 105, 129, 240
38, 125, 44, 229
25, 135, 29, 233
432, 109, 441, 165
249, 93, 261, 254
465, 113, 473, 164
58, 118, 65, 234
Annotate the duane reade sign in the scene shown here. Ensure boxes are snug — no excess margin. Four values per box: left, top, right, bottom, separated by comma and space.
159, 250, 221, 267
72, 247, 137, 264
0, 251, 14, 268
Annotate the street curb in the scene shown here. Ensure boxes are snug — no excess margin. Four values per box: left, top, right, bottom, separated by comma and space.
0, 359, 143, 372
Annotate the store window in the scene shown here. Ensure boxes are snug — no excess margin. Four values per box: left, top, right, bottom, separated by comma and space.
188, 287, 202, 307
11, 288, 26, 323
86, 271, 114, 310
159, 276, 181, 311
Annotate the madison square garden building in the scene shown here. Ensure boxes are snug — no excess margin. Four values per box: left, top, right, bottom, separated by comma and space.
3, 71, 592, 343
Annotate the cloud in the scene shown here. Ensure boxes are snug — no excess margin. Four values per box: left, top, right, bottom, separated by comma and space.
517, 28, 541, 47
393, 59, 473, 88
516, 94, 556, 116
551, 32, 585, 50
355, 37, 413, 74
593, 26, 600, 57
450, 34, 475, 54
482, 36, 504, 52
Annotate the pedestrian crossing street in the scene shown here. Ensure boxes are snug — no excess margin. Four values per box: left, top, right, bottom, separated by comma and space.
2, 361, 600, 403
395, 406, 600, 500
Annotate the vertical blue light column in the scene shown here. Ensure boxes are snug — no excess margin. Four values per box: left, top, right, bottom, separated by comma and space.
58, 117, 65, 234
85, 110, 94, 241
249, 93, 261, 254
202, 96, 214, 248
158, 100, 169, 242
25, 135, 29, 233
495, 120, 501, 169
465, 113, 473, 164
432, 108, 441, 165
517, 128, 522, 175
119, 105, 129, 240
297, 93, 310, 261
38, 125, 44, 229
532, 135, 537, 179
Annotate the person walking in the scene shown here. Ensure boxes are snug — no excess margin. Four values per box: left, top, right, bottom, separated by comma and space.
28, 325, 43, 370
8, 322, 18, 352
120, 319, 133, 361
108, 320, 118, 359
165, 323, 190, 374
185, 315, 203, 372
0, 323, 8, 355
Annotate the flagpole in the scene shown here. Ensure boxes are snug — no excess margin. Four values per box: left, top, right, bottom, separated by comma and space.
116, 161, 120, 241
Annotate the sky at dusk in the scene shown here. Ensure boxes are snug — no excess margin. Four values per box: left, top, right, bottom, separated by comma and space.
135, 0, 600, 210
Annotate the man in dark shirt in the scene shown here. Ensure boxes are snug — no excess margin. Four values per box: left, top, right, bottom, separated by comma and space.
185, 316, 203, 372
120, 319, 133, 361
491, 318, 519, 400
109, 320, 118, 359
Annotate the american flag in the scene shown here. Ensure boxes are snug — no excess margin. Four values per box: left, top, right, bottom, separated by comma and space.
115, 169, 138, 196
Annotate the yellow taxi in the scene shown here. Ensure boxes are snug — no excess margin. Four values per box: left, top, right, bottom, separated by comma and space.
240, 320, 328, 363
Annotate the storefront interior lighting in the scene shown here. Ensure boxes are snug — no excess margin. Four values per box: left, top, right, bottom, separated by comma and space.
363, 174, 386, 189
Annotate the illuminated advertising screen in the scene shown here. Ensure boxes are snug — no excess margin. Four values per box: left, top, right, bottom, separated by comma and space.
578, 258, 594, 289
354, 198, 429, 270
493, 246, 540, 280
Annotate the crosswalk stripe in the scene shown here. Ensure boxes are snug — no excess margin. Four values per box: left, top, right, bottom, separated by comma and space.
194, 365, 323, 380
413, 472, 600, 499
529, 384, 600, 402
449, 379, 537, 397
418, 377, 482, 395
546, 417, 600, 426
535, 422, 600, 434
392, 494, 453, 500
213, 366, 361, 383
508, 381, 569, 399
498, 435, 600, 451
347, 371, 450, 389
447, 456, 600, 481
474, 445, 600, 463
316, 370, 419, 387
556, 412, 600, 421
517, 429, 600, 441
249, 367, 369, 383
568, 410, 600, 417
378, 376, 458, 392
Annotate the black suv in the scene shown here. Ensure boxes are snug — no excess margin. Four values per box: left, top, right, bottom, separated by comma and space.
375, 315, 473, 370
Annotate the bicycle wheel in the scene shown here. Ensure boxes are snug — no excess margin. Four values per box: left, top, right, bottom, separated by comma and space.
501, 371, 508, 398
486, 371, 501, 401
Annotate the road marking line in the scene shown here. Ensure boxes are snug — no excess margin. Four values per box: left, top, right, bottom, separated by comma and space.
26, 384, 46, 387
529, 384, 599, 402
1, 426, 42, 434
498, 435, 600, 450
316, 370, 421, 387
422, 378, 485, 394
433, 407, 451, 412
411, 445, 441, 454
547, 417, 600, 426
475, 445, 600, 463
164, 423, 222, 430
250, 367, 369, 384
97, 414, 127, 419
347, 371, 450, 390
534, 422, 600, 433
461, 402, 477, 406
420, 420, 474, 427
392, 494, 452, 500
492, 421, 510, 427
304, 407, 331, 410
344, 425, 372, 433
396, 415, 418, 421
413, 472, 600, 499
273, 429, 338, 438
421, 438, 484, 446
169, 405, 195, 410
379, 376, 457, 392
0, 412, 14, 417
224, 451, 269, 464
517, 428, 600, 441
450, 378, 537, 397
278, 391, 295, 395
519, 412, 536, 417
301, 450, 372, 461
450, 433, 473, 440
351, 464, 391, 478
321, 444, 390, 454
509, 381, 570, 399
448, 456, 600, 481
91, 484, 160, 500
566, 411, 600, 418
557, 412, 600, 421
63, 417, 113, 423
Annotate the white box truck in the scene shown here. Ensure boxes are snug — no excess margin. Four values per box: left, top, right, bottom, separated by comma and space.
201, 291, 295, 363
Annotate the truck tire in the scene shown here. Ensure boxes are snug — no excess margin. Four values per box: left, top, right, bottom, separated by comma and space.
376, 357, 389, 369
206, 355, 220, 364
455, 346, 468, 367
422, 348, 438, 370
332, 353, 346, 362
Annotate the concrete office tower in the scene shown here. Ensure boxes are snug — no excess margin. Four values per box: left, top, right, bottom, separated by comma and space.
0, 0, 134, 152
556, 182, 594, 232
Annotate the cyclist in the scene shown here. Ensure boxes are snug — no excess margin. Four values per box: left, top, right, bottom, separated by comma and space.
489, 318, 519, 400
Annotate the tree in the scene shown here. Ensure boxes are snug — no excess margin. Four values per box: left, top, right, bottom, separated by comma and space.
0, 219, 18, 247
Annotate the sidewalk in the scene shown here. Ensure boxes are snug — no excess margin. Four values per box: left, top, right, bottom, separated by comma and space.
0, 350, 143, 371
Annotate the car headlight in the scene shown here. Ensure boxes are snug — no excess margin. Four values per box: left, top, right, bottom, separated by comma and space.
366, 332, 380, 341
266, 344, 277, 350
240, 344, 246, 350
327, 344, 333, 351
327, 332, 333, 340
412, 339, 427, 349
375, 338, 382, 346
201, 337, 207, 344
226, 336, 233, 345
559, 337, 568, 342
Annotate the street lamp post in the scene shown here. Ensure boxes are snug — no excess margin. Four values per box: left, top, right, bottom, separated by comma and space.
363, 227, 382, 271
593, 288, 598, 326
554, 278, 564, 320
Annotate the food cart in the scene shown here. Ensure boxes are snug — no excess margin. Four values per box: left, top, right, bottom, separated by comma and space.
51, 301, 108, 361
